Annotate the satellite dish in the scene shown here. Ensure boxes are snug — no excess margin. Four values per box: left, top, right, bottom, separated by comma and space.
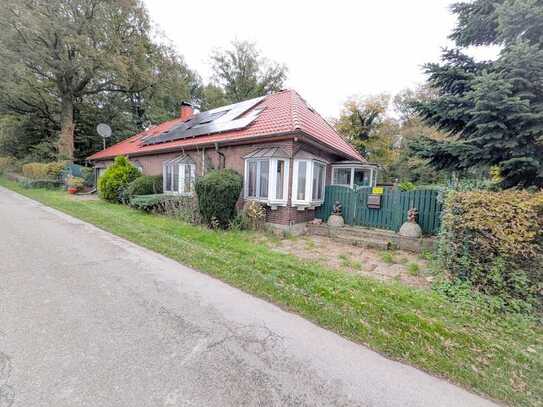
97, 123, 112, 138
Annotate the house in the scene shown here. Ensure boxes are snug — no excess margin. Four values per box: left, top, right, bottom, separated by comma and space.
87, 89, 378, 232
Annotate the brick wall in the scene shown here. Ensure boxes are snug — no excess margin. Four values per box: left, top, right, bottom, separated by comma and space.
94, 137, 345, 226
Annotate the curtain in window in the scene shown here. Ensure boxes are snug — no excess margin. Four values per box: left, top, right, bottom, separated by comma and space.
248, 161, 257, 197
276, 160, 285, 200
333, 168, 351, 185
173, 164, 179, 192
297, 161, 307, 200
184, 164, 193, 193
259, 161, 269, 198
312, 163, 324, 200
165, 165, 172, 191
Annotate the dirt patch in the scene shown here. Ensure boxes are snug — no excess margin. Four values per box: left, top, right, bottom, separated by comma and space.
267, 234, 433, 289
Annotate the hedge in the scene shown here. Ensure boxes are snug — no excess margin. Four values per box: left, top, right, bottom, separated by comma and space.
124, 175, 163, 200
18, 178, 63, 189
438, 190, 543, 309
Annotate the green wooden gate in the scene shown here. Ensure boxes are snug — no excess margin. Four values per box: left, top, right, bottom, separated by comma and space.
316, 186, 442, 235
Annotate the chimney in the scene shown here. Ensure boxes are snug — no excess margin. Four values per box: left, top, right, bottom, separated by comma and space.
180, 101, 194, 121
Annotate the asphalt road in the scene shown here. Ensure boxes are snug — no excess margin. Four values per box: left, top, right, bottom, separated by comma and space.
0, 186, 497, 407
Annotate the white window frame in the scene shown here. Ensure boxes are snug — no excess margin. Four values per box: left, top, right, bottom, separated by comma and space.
331, 166, 376, 189
163, 156, 196, 196
292, 159, 327, 209
244, 158, 289, 207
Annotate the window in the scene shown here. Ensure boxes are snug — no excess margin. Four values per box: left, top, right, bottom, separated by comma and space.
247, 161, 257, 197
331, 166, 376, 188
244, 158, 289, 205
333, 168, 351, 186
276, 160, 285, 200
182, 164, 195, 194
292, 159, 326, 207
259, 160, 269, 198
312, 163, 325, 201
165, 165, 172, 191
297, 161, 307, 201
354, 168, 370, 187
163, 155, 196, 195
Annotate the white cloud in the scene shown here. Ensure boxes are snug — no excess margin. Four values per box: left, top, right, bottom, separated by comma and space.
144, 0, 497, 118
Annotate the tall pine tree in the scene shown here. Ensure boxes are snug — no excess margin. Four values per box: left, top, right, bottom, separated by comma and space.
412, 0, 543, 188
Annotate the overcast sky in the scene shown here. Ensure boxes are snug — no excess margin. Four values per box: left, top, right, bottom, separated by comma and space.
144, 0, 498, 118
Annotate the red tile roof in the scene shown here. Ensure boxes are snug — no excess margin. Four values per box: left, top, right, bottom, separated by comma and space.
87, 90, 365, 162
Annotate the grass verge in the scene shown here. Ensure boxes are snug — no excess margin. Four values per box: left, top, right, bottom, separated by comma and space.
1, 177, 541, 407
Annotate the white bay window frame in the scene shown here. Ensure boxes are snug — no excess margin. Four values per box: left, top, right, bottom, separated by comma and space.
163, 155, 196, 196
292, 159, 327, 209
244, 158, 289, 207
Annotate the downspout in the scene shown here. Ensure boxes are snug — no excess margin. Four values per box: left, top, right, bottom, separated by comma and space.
214, 142, 225, 169
201, 148, 206, 176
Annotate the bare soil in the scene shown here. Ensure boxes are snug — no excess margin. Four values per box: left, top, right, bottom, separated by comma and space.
266, 234, 433, 289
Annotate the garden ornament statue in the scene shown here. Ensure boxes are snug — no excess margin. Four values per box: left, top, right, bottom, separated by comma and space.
399, 207, 422, 238
328, 200, 345, 227
332, 201, 343, 215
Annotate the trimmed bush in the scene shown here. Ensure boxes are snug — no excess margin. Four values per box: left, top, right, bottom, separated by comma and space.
46, 161, 67, 179
128, 194, 166, 211
124, 175, 163, 199
438, 190, 543, 309
22, 162, 49, 179
195, 169, 242, 228
98, 156, 141, 202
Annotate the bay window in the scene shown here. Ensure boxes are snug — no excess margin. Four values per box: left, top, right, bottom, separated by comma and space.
163, 155, 196, 195
245, 157, 289, 206
292, 158, 326, 207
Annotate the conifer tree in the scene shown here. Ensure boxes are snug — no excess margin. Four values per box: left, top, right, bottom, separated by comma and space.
412, 0, 543, 187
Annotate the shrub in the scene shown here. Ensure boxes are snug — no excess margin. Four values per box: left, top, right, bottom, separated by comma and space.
98, 156, 141, 202
46, 161, 67, 179
128, 194, 166, 211
66, 176, 85, 191
124, 176, 163, 200
18, 178, 63, 189
241, 200, 266, 230
0, 156, 14, 175
438, 190, 543, 308
129, 194, 200, 223
80, 167, 94, 187
22, 162, 50, 179
398, 181, 416, 191
195, 170, 242, 228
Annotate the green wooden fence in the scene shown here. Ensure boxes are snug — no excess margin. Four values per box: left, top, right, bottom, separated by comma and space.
316, 186, 442, 235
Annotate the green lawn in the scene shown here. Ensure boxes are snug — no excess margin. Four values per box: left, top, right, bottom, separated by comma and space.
1, 177, 542, 407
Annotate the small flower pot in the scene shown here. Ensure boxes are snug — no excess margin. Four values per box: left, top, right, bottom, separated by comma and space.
67, 187, 78, 194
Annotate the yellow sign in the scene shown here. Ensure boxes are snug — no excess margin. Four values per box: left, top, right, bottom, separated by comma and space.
372, 187, 384, 195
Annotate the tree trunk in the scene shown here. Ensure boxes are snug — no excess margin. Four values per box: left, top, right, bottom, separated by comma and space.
58, 96, 75, 161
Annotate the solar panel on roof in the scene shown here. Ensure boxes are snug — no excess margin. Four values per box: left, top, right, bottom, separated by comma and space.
141, 96, 265, 146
